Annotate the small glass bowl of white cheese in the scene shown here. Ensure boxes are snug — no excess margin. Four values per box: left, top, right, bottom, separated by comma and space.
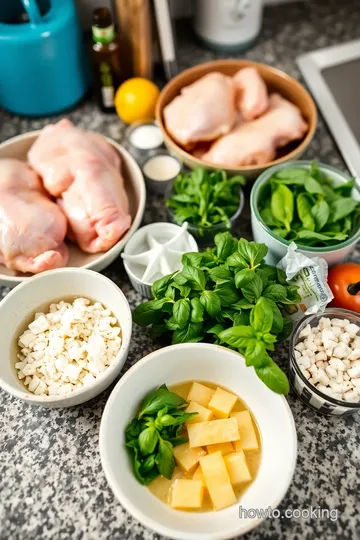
289, 308, 360, 416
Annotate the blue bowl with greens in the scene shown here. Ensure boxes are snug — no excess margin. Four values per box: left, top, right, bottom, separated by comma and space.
251, 161, 360, 266
166, 167, 245, 246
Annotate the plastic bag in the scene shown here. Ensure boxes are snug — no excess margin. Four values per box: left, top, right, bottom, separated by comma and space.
277, 243, 334, 321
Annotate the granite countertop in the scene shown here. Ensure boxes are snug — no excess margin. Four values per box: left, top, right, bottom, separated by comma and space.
1, 1, 360, 539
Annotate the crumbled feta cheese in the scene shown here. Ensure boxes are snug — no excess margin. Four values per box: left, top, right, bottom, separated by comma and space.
294, 316, 360, 403
16, 298, 121, 397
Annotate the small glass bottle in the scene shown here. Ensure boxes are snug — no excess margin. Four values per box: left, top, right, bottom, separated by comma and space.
92, 7, 122, 113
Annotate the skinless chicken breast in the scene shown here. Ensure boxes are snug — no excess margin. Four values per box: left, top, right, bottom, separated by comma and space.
0, 159, 68, 273
163, 72, 237, 149
232, 67, 269, 121
28, 119, 131, 253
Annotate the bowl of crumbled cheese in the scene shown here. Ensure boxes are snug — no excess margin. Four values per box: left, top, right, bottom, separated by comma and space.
0, 268, 132, 407
289, 308, 360, 416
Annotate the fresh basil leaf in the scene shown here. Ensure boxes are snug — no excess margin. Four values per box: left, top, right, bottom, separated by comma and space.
257, 264, 278, 282
245, 340, 266, 367
263, 284, 287, 302
152, 273, 177, 299
156, 440, 175, 479
266, 299, 284, 333
126, 440, 157, 485
277, 318, 293, 341
250, 297, 273, 334
271, 184, 294, 232
208, 265, 232, 284
233, 311, 250, 326
157, 407, 168, 419
232, 298, 255, 310
133, 298, 170, 326
215, 232, 236, 261
141, 454, 156, 474
329, 198, 359, 223
304, 176, 324, 195
172, 322, 204, 344
200, 290, 221, 316
226, 251, 249, 269
276, 268, 288, 285
207, 323, 226, 336
214, 282, 239, 307
255, 356, 289, 394
172, 283, 192, 298
234, 269, 255, 289
179, 266, 206, 291
311, 199, 330, 231
151, 324, 167, 339
190, 297, 204, 323
139, 387, 187, 418
241, 274, 263, 303
219, 326, 255, 349
173, 298, 191, 329
237, 239, 268, 268
165, 317, 179, 331
262, 333, 277, 346
333, 178, 355, 196
296, 193, 315, 231
181, 252, 205, 268
138, 427, 158, 455
125, 418, 144, 441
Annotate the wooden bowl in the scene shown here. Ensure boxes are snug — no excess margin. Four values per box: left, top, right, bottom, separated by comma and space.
0, 131, 146, 288
156, 59, 317, 178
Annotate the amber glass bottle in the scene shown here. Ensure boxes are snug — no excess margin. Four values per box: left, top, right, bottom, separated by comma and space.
92, 7, 122, 113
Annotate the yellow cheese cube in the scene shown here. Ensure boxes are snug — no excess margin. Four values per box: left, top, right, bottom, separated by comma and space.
206, 442, 234, 455
199, 451, 237, 510
173, 443, 206, 472
192, 465, 205, 482
187, 417, 240, 448
170, 479, 204, 509
185, 401, 213, 424
231, 410, 259, 451
187, 382, 214, 407
224, 451, 252, 485
208, 387, 238, 418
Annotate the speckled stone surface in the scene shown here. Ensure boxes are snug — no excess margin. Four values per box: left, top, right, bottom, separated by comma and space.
0, 1, 360, 539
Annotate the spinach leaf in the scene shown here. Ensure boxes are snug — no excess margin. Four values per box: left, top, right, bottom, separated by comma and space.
311, 199, 329, 231
329, 198, 359, 223
250, 297, 273, 334
304, 176, 324, 195
271, 184, 294, 232
296, 193, 315, 231
333, 178, 355, 196
173, 298, 191, 329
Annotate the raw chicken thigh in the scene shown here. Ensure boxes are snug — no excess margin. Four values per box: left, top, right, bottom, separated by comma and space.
28, 120, 131, 253
163, 72, 236, 149
233, 67, 269, 121
203, 94, 308, 168
0, 159, 68, 273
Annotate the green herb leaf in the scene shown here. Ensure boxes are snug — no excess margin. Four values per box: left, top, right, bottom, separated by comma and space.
311, 199, 330, 231
241, 274, 263, 303
245, 340, 266, 367
219, 326, 255, 349
190, 297, 204, 323
156, 440, 175, 479
304, 176, 324, 194
138, 427, 158, 455
173, 298, 191, 329
266, 299, 284, 333
237, 239, 268, 268
152, 273, 177, 299
172, 322, 204, 344
214, 282, 239, 307
234, 268, 255, 289
178, 266, 206, 291
139, 386, 187, 418
296, 193, 315, 231
250, 297, 273, 334
200, 290, 221, 316
133, 298, 170, 326
215, 232, 236, 261
141, 454, 156, 474
226, 251, 249, 269
263, 284, 287, 303
329, 198, 359, 223
208, 265, 232, 284
271, 184, 294, 231
255, 355, 290, 394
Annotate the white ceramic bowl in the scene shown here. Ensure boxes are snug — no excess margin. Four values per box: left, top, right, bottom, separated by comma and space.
0, 268, 132, 407
100, 343, 297, 540
250, 161, 360, 266
0, 131, 146, 288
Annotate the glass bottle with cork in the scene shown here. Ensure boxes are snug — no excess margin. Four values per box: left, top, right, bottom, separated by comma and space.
92, 7, 122, 113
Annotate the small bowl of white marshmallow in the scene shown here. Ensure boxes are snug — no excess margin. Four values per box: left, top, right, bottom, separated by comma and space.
289, 308, 360, 416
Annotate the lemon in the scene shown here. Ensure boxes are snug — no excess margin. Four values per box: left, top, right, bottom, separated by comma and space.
115, 78, 160, 124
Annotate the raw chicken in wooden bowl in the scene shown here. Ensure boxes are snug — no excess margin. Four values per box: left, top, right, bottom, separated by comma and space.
0, 120, 146, 288
156, 59, 317, 178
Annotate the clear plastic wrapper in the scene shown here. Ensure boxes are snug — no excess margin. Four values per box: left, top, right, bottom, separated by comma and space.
277, 242, 334, 320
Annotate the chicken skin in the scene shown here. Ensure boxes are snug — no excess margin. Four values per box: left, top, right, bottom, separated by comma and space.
164, 72, 236, 149
203, 94, 308, 168
0, 159, 68, 273
233, 67, 269, 121
28, 120, 131, 253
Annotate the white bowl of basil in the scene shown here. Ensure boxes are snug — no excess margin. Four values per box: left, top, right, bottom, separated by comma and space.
250, 161, 360, 266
